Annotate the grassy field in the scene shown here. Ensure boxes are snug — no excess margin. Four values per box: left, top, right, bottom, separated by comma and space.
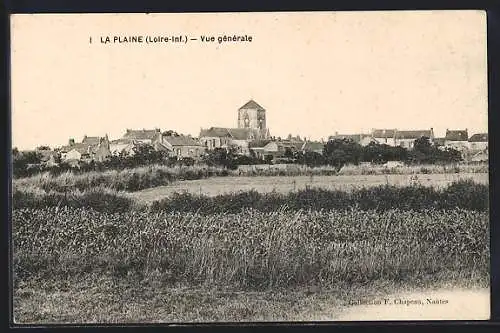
13, 278, 487, 323
12, 180, 489, 213
13, 162, 488, 195
12, 199, 489, 323
11, 166, 490, 323
132, 172, 488, 202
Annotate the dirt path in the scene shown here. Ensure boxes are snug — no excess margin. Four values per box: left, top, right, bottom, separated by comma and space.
331, 288, 490, 321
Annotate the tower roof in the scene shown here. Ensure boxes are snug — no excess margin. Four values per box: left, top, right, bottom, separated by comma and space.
239, 99, 265, 111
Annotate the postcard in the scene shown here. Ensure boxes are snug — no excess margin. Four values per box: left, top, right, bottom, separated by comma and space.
10, 11, 489, 323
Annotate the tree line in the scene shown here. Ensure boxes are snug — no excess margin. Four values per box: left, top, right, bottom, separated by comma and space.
12, 137, 462, 178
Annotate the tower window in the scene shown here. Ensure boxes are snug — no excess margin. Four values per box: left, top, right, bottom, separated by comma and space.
244, 117, 250, 128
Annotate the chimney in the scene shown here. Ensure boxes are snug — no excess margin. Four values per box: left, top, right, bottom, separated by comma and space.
69, 138, 75, 146
335, 131, 338, 136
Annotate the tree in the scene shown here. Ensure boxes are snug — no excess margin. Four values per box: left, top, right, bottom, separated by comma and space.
414, 136, 432, 154
323, 138, 362, 170
284, 147, 294, 159
295, 150, 325, 167
131, 144, 168, 166
12, 151, 42, 178
163, 130, 180, 137
202, 147, 238, 170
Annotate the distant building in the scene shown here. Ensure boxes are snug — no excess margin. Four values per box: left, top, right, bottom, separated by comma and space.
433, 138, 446, 147
82, 135, 101, 146
162, 135, 204, 159
199, 127, 257, 153
468, 133, 488, 151
200, 100, 271, 154
329, 132, 375, 146
371, 129, 397, 146
237, 99, 270, 139
444, 129, 469, 151
109, 138, 139, 156
248, 140, 272, 159
60, 135, 111, 162
250, 139, 303, 161
394, 128, 434, 149
113, 128, 170, 156
121, 128, 162, 145
301, 141, 325, 154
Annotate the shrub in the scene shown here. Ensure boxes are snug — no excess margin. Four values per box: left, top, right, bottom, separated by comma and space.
150, 180, 488, 214
12, 186, 136, 213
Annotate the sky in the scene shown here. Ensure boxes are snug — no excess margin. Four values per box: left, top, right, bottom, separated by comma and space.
10, 11, 488, 150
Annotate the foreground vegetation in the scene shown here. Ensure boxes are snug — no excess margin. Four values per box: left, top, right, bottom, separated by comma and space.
13, 208, 488, 291
13, 180, 489, 213
13, 162, 488, 194
14, 277, 487, 323
12, 180, 489, 322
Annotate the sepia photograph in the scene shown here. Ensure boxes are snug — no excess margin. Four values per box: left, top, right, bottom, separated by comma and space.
10, 10, 489, 323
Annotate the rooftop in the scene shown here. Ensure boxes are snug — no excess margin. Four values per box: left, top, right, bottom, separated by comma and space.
239, 99, 265, 111
122, 129, 160, 140
445, 129, 468, 141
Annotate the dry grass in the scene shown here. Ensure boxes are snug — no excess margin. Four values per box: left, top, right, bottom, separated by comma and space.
337, 163, 488, 176
13, 162, 488, 195
13, 164, 229, 192
132, 172, 488, 202
13, 275, 488, 323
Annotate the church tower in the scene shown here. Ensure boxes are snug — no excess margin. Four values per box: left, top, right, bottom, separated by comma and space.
238, 99, 268, 139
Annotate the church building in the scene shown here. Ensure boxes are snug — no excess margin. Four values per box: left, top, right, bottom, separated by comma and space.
199, 100, 271, 153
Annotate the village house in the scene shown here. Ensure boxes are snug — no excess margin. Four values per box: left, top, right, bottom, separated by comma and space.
199, 127, 250, 151
122, 128, 162, 145
433, 137, 446, 148
466, 133, 488, 162
394, 128, 434, 149
111, 128, 170, 156
109, 138, 138, 156
371, 129, 398, 146
248, 140, 272, 159
162, 134, 204, 159
301, 141, 325, 154
250, 139, 304, 161
59, 135, 111, 163
444, 129, 469, 151
468, 133, 488, 151
329, 132, 375, 146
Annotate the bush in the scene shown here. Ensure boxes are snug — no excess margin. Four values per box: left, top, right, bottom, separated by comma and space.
14, 165, 230, 192
150, 180, 488, 214
12, 186, 135, 213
